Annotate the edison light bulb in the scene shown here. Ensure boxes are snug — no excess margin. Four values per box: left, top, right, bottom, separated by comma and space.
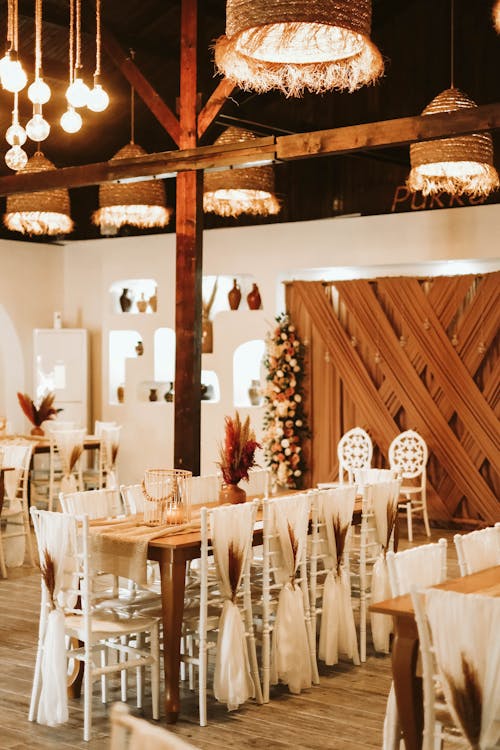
26, 113, 50, 142
87, 83, 109, 112
60, 107, 82, 134
6, 121, 27, 146
28, 77, 51, 104
0, 54, 27, 92
66, 77, 89, 108
5, 145, 28, 171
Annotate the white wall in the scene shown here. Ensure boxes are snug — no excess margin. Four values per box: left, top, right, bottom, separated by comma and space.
0, 238, 64, 432
61, 203, 500, 484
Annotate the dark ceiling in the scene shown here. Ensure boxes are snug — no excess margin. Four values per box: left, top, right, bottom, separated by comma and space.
0, 0, 499, 241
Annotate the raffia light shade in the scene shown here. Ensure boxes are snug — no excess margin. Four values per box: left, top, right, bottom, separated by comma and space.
92, 142, 172, 230
203, 127, 280, 217
408, 88, 499, 198
4, 151, 74, 236
494, 0, 500, 33
214, 0, 384, 97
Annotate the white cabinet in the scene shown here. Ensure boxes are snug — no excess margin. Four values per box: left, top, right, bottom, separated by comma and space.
33, 329, 89, 430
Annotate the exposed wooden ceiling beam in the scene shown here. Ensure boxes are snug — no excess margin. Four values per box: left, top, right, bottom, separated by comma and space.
197, 78, 235, 139
100, 26, 181, 146
0, 103, 498, 197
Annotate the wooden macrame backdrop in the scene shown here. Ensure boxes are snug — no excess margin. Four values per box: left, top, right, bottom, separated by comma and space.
286, 273, 499, 526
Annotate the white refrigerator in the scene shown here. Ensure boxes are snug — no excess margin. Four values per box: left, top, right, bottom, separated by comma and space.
33, 328, 89, 431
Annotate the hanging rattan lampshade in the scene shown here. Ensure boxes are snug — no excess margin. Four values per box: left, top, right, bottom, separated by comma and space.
4, 151, 73, 236
203, 127, 280, 218
214, 0, 384, 97
407, 88, 499, 197
494, 0, 500, 33
92, 142, 172, 230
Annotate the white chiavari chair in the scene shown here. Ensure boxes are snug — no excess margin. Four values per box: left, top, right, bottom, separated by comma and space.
110, 703, 201, 750
411, 587, 500, 750
337, 427, 373, 484
29, 508, 160, 742
48, 428, 86, 511
181, 501, 263, 725
309, 485, 360, 668
0, 440, 35, 577
382, 539, 448, 750
454, 523, 500, 576
389, 430, 430, 542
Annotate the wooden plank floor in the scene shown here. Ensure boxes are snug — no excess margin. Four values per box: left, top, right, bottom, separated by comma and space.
0, 524, 460, 749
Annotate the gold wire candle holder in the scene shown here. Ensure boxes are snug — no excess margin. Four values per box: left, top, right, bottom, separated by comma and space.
142, 468, 192, 526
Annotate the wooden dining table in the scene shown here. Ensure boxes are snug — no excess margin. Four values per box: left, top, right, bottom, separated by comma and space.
148, 495, 364, 724
370, 565, 500, 750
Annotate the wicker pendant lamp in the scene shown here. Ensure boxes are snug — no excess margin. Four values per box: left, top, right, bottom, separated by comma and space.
92, 64, 171, 231
494, 0, 500, 33
4, 150, 74, 235
214, 0, 384, 97
407, 1, 499, 198
203, 127, 280, 217
407, 88, 499, 197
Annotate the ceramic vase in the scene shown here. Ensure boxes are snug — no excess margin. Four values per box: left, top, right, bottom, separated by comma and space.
149, 288, 158, 312
228, 278, 241, 310
164, 382, 174, 402
137, 293, 148, 313
119, 288, 132, 313
248, 379, 262, 406
135, 340, 144, 356
149, 388, 158, 402
30, 425, 44, 436
247, 283, 262, 310
219, 483, 247, 505
117, 385, 125, 403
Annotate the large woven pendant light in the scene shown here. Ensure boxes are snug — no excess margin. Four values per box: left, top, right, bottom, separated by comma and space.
494, 0, 500, 33
92, 62, 171, 231
4, 150, 74, 235
203, 127, 280, 217
214, 0, 384, 97
407, 0, 499, 198
407, 88, 499, 197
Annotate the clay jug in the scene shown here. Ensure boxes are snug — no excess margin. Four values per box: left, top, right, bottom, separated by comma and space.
119, 288, 132, 313
219, 483, 247, 505
149, 288, 158, 312
164, 382, 174, 402
135, 340, 144, 356
248, 379, 262, 406
148, 388, 158, 402
137, 293, 148, 313
247, 283, 262, 310
228, 278, 241, 310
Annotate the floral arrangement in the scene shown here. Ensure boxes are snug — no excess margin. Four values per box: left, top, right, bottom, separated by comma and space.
263, 314, 309, 489
217, 411, 261, 485
17, 391, 60, 434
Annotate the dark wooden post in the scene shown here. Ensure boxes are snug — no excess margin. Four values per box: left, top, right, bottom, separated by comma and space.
174, 0, 203, 473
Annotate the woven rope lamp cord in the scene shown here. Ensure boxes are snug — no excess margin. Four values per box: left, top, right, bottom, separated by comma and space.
214, 0, 384, 97
407, 88, 499, 197
92, 142, 172, 230
203, 127, 280, 217
4, 151, 74, 235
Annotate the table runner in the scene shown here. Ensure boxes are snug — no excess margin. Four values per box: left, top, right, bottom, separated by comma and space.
89, 515, 199, 586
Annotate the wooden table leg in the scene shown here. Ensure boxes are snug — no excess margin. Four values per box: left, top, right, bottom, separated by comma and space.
159, 549, 187, 724
392, 616, 423, 750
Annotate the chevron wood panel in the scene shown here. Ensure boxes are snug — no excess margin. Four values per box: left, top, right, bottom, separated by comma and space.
289, 273, 500, 526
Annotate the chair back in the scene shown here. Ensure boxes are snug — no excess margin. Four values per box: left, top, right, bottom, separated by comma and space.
94, 420, 116, 437
454, 523, 500, 576
388, 429, 428, 479
189, 473, 220, 507
120, 483, 145, 514
337, 427, 373, 484
354, 468, 398, 487
387, 539, 447, 597
245, 467, 270, 498
110, 703, 201, 750
99, 425, 122, 488
60, 488, 123, 519
412, 587, 500, 750
0, 442, 33, 501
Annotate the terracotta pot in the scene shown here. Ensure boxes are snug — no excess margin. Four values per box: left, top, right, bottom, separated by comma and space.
219, 483, 247, 505
149, 289, 158, 312
117, 385, 125, 403
247, 283, 262, 310
135, 340, 144, 356
149, 388, 158, 402
228, 278, 241, 310
30, 425, 44, 436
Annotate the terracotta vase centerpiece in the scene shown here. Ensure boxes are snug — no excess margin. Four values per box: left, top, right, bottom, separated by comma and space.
216, 411, 261, 504
17, 391, 60, 436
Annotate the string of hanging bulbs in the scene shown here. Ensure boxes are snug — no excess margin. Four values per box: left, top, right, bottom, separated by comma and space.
0, 0, 109, 171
